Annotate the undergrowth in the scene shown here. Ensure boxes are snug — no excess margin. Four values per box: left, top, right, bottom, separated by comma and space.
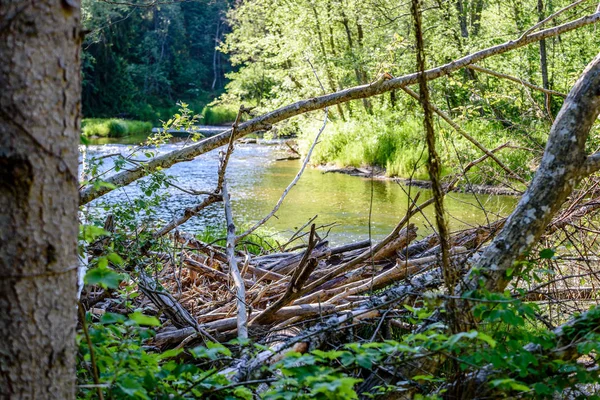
82, 119, 153, 138
298, 112, 546, 184
201, 103, 240, 125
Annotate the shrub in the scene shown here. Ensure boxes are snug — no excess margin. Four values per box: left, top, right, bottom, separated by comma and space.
201, 103, 239, 125
106, 120, 128, 137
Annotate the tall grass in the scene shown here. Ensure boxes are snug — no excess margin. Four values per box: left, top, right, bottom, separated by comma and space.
82, 119, 153, 138
298, 113, 545, 185
201, 104, 239, 125
196, 225, 284, 255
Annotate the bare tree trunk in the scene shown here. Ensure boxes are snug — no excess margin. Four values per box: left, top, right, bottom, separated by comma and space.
0, 0, 81, 398
309, 0, 346, 120
211, 18, 221, 91
470, 0, 484, 36
339, 8, 372, 113
456, 0, 469, 38
538, 0, 552, 119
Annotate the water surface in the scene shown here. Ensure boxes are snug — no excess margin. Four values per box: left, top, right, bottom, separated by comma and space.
82, 140, 518, 245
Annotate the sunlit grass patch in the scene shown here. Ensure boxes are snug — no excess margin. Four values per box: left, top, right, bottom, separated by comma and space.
82, 118, 153, 138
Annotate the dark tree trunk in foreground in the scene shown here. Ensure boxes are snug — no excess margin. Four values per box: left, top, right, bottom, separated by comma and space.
0, 0, 81, 397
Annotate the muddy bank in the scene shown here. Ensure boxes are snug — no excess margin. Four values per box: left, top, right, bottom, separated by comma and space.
318, 165, 522, 196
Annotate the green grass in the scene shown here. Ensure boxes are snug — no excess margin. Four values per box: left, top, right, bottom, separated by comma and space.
196, 225, 285, 255
298, 112, 546, 185
82, 118, 153, 138
201, 103, 240, 125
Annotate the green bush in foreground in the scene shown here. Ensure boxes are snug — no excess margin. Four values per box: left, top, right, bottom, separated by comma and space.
82, 118, 153, 138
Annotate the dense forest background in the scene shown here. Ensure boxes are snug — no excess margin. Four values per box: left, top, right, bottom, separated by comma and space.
81, 0, 231, 122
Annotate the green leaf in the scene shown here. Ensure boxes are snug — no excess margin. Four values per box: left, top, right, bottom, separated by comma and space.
97, 181, 117, 190
355, 354, 373, 370
107, 252, 124, 266
539, 248, 555, 259
157, 348, 183, 360
97, 256, 108, 269
85, 265, 123, 289
79, 225, 110, 243
128, 312, 161, 327
100, 312, 126, 324
233, 387, 253, 400
117, 376, 149, 398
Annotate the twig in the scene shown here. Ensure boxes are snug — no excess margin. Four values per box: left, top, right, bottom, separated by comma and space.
215, 106, 248, 194
250, 225, 319, 325
518, 0, 591, 40
153, 194, 222, 239
298, 192, 422, 296
467, 64, 567, 98
221, 160, 248, 339
78, 303, 104, 400
401, 86, 526, 184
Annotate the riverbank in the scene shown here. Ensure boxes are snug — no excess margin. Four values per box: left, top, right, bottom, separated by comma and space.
297, 113, 544, 188
317, 164, 522, 196
82, 118, 152, 138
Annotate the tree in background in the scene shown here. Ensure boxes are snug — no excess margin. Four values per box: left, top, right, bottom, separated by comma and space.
81, 0, 231, 122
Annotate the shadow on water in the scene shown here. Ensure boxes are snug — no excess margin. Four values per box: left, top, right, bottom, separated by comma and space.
82, 140, 519, 245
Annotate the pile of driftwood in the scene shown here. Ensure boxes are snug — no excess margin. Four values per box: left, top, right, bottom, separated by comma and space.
129, 215, 500, 348
82, 192, 600, 356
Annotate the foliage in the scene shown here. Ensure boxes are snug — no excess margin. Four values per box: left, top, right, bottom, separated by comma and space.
82, 118, 153, 138
201, 102, 240, 125
81, 0, 232, 123
221, 0, 598, 177
298, 112, 538, 183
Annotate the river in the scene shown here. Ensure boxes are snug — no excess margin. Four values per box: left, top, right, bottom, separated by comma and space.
81, 137, 518, 245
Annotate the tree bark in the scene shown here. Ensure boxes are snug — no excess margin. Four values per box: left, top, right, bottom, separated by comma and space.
0, 0, 81, 398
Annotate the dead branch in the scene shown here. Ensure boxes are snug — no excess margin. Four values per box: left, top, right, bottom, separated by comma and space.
236, 108, 329, 242
222, 172, 247, 339
153, 194, 222, 238
401, 86, 526, 184
467, 64, 567, 98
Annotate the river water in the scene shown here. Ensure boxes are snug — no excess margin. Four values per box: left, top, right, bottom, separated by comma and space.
82, 138, 518, 245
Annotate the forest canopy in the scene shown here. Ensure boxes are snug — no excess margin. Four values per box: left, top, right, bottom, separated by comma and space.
81, 0, 230, 122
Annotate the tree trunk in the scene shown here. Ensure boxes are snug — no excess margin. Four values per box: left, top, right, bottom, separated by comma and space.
456, 0, 469, 38
0, 0, 81, 398
309, 1, 346, 121
538, 0, 552, 119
